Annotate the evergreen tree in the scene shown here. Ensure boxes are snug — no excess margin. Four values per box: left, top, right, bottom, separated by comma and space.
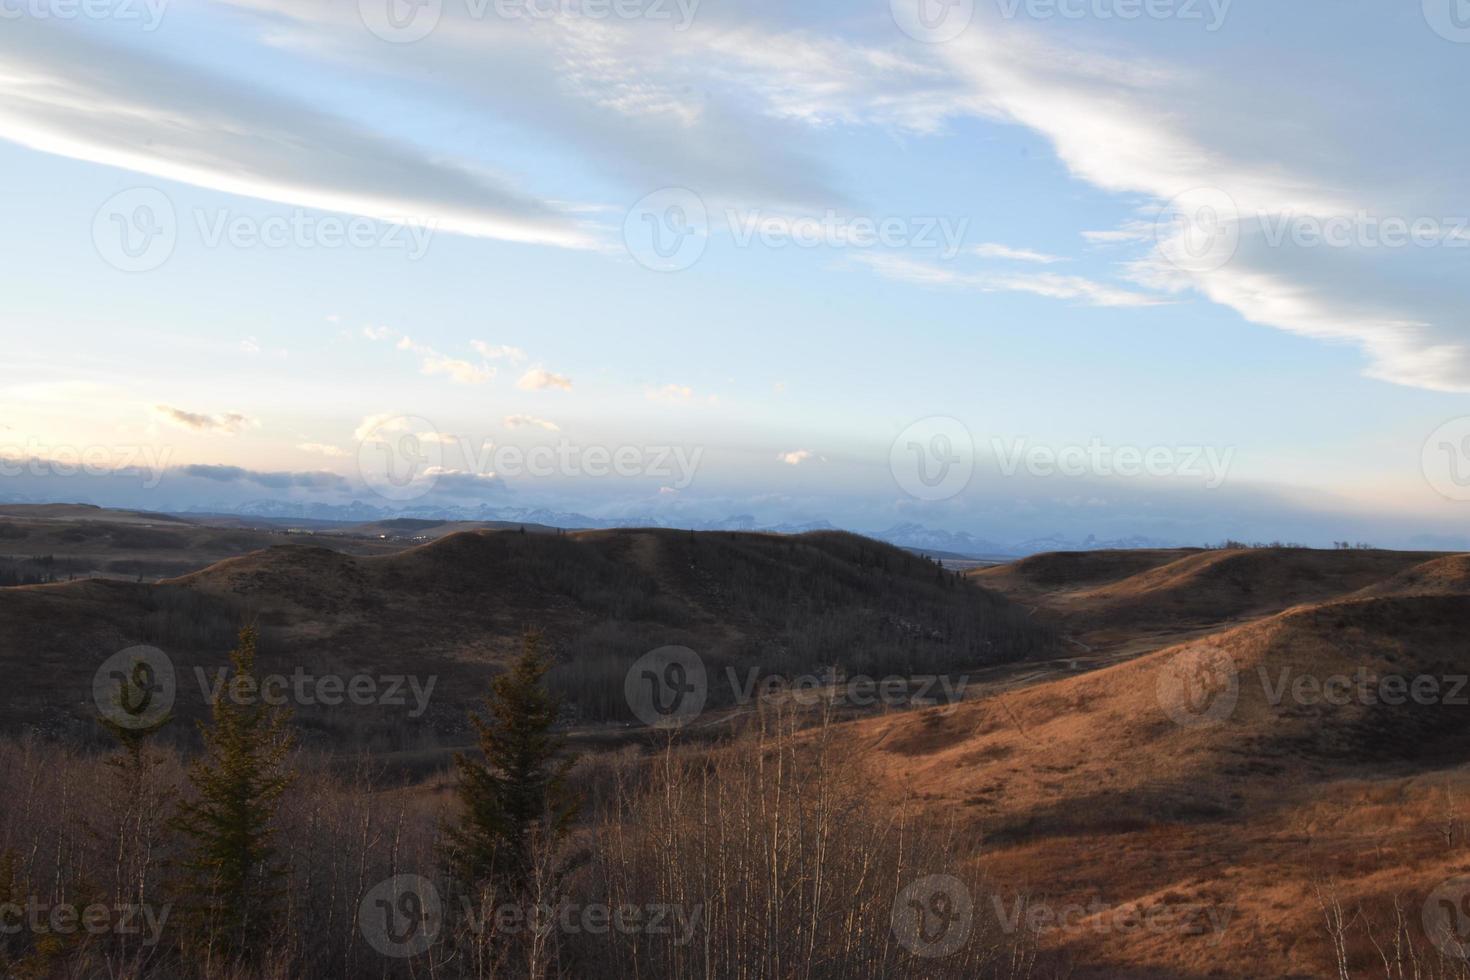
172, 627, 295, 958
446, 630, 579, 896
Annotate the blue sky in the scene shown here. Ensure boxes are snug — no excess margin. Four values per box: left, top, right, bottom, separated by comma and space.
2, 0, 1469, 548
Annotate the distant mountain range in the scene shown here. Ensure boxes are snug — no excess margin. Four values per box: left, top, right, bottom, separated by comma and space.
168, 499, 1178, 558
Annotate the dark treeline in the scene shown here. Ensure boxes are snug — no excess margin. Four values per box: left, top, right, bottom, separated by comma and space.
0, 554, 61, 586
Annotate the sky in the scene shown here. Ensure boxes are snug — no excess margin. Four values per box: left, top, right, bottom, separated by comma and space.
2, 0, 1469, 549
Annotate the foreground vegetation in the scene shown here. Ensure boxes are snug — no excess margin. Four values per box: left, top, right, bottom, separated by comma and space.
0, 628, 1043, 979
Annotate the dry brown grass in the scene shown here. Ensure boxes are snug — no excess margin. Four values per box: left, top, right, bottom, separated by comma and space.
850, 567, 1470, 978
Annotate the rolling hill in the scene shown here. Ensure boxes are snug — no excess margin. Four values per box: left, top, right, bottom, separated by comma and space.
855, 548, 1470, 977
975, 546, 1449, 646
0, 528, 1055, 746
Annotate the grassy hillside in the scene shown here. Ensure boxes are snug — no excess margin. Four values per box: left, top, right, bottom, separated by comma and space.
0, 528, 1055, 746
855, 553, 1470, 977
976, 546, 1448, 637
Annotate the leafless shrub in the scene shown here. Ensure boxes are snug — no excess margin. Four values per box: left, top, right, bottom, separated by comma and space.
569, 703, 1041, 980
0, 709, 1050, 979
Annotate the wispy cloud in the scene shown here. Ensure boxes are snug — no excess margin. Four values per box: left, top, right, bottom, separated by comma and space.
934, 23, 1470, 390
0, 19, 598, 250
365, 328, 495, 384
517, 368, 573, 391
353, 412, 411, 443
153, 405, 256, 435
972, 243, 1064, 264
645, 383, 694, 402
854, 254, 1166, 308
1082, 223, 1154, 246
472, 342, 528, 363
421, 355, 495, 385
504, 414, 560, 431
297, 442, 348, 458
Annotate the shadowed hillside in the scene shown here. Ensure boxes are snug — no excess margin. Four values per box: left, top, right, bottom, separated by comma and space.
975, 547, 1449, 644
0, 528, 1055, 745
0, 503, 405, 582
976, 548, 1198, 593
